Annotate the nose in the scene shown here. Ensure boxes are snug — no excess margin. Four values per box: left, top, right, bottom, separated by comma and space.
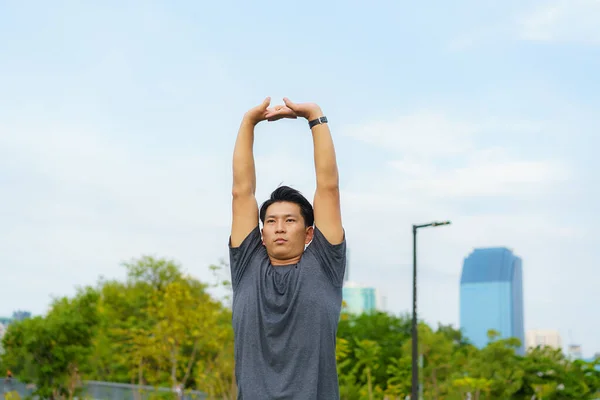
275, 220, 286, 233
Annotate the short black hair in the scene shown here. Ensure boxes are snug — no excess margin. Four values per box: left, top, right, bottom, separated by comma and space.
259, 185, 314, 227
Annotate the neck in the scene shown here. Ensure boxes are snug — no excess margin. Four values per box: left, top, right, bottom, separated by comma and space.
270, 254, 302, 266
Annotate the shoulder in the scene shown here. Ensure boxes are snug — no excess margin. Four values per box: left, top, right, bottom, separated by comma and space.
308, 225, 346, 253
229, 225, 261, 251
229, 226, 266, 289
305, 225, 347, 287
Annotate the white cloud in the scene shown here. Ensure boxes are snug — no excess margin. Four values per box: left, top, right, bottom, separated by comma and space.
445, 0, 600, 50
398, 159, 567, 198
344, 112, 476, 158
517, 0, 600, 44
1, 125, 230, 230
343, 112, 568, 199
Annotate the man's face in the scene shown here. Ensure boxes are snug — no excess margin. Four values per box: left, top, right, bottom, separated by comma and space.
262, 201, 313, 263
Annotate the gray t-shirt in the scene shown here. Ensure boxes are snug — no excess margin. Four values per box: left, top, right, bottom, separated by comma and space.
229, 225, 346, 399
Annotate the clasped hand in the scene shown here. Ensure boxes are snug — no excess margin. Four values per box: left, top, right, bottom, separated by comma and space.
244, 97, 323, 126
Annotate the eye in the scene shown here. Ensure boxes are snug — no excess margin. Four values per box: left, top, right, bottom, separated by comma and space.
266, 219, 275, 223
286, 218, 295, 223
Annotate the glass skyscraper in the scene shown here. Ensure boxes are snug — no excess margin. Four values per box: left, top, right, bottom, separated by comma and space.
459, 247, 525, 355
342, 283, 377, 315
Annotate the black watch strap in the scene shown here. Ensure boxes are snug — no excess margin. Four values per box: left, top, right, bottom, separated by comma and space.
308, 116, 328, 129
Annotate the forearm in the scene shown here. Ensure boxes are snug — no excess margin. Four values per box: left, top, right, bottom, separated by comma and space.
232, 119, 257, 195
311, 122, 339, 190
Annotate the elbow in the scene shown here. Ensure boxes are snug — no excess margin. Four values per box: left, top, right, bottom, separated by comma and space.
232, 185, 255, 198
316, 181, 339, 193
316, 166, 339, 191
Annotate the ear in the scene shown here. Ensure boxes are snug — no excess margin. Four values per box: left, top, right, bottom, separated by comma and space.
304, 226, 314, 245
261, 228, 265, 246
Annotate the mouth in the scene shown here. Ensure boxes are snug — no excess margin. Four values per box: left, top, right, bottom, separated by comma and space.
274, 238, 287, 244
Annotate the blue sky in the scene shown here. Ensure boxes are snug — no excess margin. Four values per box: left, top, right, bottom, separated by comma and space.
1, 1, 599, 356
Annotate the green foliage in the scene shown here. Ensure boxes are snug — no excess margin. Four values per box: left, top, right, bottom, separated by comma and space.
1, 287, 99, 399
337, 310, 411, 391
336, 313, 600, 400
2, 255, 599, 400
515, 346, 600, 399
1, 256, 236, 400
3, 391, 21, 400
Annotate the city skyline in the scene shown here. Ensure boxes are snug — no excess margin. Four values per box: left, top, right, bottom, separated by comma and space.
1, 1, 599, 358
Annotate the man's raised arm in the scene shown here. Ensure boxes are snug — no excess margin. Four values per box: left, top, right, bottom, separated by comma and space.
230, 98, 271, 247
281, 98, 344, 245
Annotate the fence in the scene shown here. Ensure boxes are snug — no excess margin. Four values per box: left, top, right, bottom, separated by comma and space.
1, 378, 35, 398
84, 381, 206, 400
1, 379, 207, 400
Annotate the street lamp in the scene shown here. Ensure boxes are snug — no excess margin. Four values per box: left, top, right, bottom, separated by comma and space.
411, 221, 451, 400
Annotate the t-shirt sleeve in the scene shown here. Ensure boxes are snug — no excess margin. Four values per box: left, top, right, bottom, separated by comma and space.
308, 225, 347, 287
228, 226, 263, 290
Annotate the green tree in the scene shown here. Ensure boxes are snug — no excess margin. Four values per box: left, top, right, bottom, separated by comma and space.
89, 256, 187, 387
449, 330, 524, 399
124, 255, 182, 291
146, 278, 221, 389
336, 337, 361, 400
337, 311, 411, 392
193, 260, 238, 399
421, 324, 455, 399
392, 323, 467, 400
352, 339, 382, 400
517, 346, 600, 399
1, 287, 100, 399
194, 308, 237, 400
451, 376, 492, 400
384, 355, 411, 399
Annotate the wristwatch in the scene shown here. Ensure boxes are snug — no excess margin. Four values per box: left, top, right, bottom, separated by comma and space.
308, 116, 328, 129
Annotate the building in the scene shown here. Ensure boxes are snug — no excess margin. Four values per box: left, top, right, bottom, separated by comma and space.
342, 282, 377, 315
0, 317, 11, 343
376, 291, 387, 312
0, 312, 31, 339
526, 330, 562, 351
341, 249, 386, 314
568, 344, 583, 359
459, 247, 525, 355
12, 310, 31, 322
526, 329, 562, 351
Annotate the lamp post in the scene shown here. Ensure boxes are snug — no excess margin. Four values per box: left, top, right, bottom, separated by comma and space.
411, 221, 451, 400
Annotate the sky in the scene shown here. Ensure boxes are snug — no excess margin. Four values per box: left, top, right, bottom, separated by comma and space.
1, 0, 599, 357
